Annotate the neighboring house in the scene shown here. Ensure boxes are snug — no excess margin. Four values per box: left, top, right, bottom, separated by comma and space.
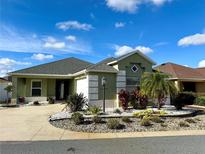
154, 62, 205, 96
0, 78, 11, 102
9, 51, 155, 107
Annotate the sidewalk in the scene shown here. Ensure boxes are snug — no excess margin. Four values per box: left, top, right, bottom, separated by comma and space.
0, 104, 205, 142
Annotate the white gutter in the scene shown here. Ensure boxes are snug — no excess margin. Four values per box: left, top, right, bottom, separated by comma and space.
168, 77, 205, 82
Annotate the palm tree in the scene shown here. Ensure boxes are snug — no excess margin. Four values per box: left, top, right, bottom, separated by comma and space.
140, 72, 177, 110
4, 85, 13, 104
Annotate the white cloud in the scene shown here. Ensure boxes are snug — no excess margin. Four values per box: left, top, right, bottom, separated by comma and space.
105, 0, 171, 13
114, 45, 153, 56
115, 22, 125, 28
135, 46, 153, 54
0, 58, 31, 77
106, 0, 140, 13
31, 53, 53, 61
178, 33, 205, 46
0, 24, 92, 55
198, 60, 205, 68
43, 36, 65, 49
56, 20, 93, 31
151, 0, 169, 6
65, 35, 76, 42
154, 41, 168, 46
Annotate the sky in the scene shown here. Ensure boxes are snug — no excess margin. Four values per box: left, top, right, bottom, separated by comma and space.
0, 0, 205, 76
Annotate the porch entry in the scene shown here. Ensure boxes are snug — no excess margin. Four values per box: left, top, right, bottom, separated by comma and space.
56, 79, 69, 100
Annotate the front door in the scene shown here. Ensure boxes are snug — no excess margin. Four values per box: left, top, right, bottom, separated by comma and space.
56, 80, 69, 100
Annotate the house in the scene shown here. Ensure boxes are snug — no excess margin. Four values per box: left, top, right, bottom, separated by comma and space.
154, 62, 205, 96
0, 77, 11, 102
9, 51, 155, 107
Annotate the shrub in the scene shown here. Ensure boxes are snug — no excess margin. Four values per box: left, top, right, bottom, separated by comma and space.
33, 101, 40, 105
195, 118, 201, 121
92, 116, 102, 124
130, 88, 148, 109
133, 109, 167, 119
179, 121, 190, 127
140, 116, 152, 126
133, 109, 154, 119
150, 116, 164, 123
113, 108, 122, 114
71, 112, 84, 125
195, 96, 205, 106
18, 97, 25, 103
107, 119, 123, 129
185, 118, 196, 123
118, 89, 129, 110
47, 97, 55, 104
122, 117, 132, 123
172, 92, 196, 110
66, 93, 87, 112
87, 105, 102, 115
160, 123, 168, 127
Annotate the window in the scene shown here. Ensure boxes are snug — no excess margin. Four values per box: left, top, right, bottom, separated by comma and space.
131, 64, 138, 72
126, 76, 140, 86
31, 80, 42, 96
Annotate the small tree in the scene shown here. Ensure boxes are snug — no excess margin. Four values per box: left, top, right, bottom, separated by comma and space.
4, 84, 13, 104
140, 72, 177, 110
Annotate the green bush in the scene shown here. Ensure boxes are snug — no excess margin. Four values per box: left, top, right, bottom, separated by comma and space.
66, 93, 87, 112
87, 105, 102, 115
150, 116, 164, 123
185, 118, 196, 123
160, 123, 168, 127
47, 97, 55, 104
179, 121, 189, 127
71, 112, 84, 125
92, 116, 102, 124
195, 96, 205, 106
133, 109, 167, 119
122, 117, 132, 123
33, 101, 40, 105
140, 116, 152, 126
113, 108, 122, 114
172, 92, 196, 110
107, 119, 123, 129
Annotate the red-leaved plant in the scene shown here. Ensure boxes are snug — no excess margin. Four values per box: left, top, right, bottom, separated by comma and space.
118, 89, 129, 111
130, 88, 148, 109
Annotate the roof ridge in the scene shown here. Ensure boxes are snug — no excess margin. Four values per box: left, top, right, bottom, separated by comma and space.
11, 57, 93, 74
86, 57, 115, 69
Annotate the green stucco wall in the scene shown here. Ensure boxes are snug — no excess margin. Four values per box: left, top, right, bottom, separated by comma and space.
117, 53, 153, 73
12, 76, 74, 99
88, 72, 116, 100
47, 79, 56, 97
116, 53, 153, 91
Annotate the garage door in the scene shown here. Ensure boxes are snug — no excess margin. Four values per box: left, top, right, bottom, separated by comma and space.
76, 77, 88, 99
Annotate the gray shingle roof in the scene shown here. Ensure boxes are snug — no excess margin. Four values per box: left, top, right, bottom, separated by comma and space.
86, 57, 117, 73
11, 57, 93, 75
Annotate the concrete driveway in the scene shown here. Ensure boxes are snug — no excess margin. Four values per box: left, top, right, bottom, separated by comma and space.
1, 104, 205, 141
0, 104, 66, 141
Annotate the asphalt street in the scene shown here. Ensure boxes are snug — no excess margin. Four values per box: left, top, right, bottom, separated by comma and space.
1, 135, 205, 154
